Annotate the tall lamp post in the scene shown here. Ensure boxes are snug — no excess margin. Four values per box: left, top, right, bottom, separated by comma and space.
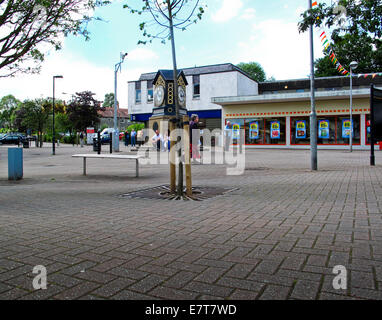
113, 52, 128, 152
309, 0, 317, 170
349, 61, 358, 153
52, 75, 63, 155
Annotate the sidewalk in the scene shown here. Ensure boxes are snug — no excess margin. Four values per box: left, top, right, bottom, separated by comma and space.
0, 146, 381, 300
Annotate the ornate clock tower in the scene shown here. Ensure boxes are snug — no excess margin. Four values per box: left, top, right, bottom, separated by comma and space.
149, 70, 188, 133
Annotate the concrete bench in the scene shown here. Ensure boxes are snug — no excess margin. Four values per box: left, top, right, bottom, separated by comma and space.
72, 154, 144, 177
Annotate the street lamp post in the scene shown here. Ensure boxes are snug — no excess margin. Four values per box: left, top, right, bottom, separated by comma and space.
309, 0, 317, 170
52, 75, 63, 155
349, 61, 358, 153
113, 52, 128, 152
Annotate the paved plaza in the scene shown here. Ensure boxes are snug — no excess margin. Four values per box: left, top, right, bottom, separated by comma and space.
0, 144, 381, 300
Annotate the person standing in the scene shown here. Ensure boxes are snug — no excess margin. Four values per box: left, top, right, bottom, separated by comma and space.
224, 121, 232, 152
124, 130, 130, 147
151, 130, 163, 152
131, 129, 136, 147
80, 131, 84, 148
189, 114, 201, 162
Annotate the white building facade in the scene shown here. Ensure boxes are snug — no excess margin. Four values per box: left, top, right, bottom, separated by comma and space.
128, 63, 258, 131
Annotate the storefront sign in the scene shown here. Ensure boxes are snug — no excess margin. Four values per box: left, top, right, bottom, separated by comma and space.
232, 123, 240, 139
249, 122, 259, 140
270, 121, 280, 139
86, 127, 95, 145
296, 120, 306, 139
318, 120, 330, 139
342, 119, 353, 138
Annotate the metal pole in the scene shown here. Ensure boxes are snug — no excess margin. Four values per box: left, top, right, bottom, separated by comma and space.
370, 84, 375, 166
113, 63, 119, 152
52, 77, 56, 156
350, 69, 353, 152
309, 0, 317, 170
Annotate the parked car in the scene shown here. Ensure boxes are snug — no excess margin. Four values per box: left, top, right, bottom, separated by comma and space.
0, 134, 26, 145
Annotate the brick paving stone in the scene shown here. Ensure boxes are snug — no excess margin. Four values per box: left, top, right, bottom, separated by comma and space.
128, 274, 167, 294
164, 271, 198, 289
49, 273, 83, 288
184, 281, 234, 298
53, 281, 101, 300
18, 284, 65, 300
92, 278, 135, 298
111, 290, 160, 300
229, 289, 259, 300
290, 279, 321, 300
0, 287, 29, 300
258, 284, 291, 300
1, 147, 382, 300
74, 270, 117, 284
224, 264, 255, 279
216, 277, 264, 293
150, 286, 199, 300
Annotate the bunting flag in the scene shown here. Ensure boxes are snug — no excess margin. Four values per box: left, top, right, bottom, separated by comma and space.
312, 1, 381, 79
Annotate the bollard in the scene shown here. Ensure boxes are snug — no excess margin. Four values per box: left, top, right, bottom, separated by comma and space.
97, 131, 101, 155
110, 132, 113, 154
8, 148, 23, 180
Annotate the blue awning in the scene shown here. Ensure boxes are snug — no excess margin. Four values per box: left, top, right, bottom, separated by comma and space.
130, 113, 152, 122
131, 109, 222, 122
187, 110, 221, 119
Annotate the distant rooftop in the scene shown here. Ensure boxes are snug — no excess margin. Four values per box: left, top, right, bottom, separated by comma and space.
136, 63, 255, 82
98, 108, 129, 118
259, 75, 382, 93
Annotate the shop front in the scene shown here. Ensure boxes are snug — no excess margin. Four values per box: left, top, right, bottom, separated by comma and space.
215, 91, 374, 150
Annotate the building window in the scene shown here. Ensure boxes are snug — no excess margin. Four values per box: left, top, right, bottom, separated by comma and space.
147, 81, 153, 103
135, 81, 141, 103
291, 115, 361, 145
193, 75, 200, 98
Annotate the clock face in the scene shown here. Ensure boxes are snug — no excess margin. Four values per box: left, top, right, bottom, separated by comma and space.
178, 86, 186, 107
154, 85, 165, 107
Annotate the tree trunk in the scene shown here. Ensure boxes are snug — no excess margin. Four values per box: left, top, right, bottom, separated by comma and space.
167, 1, 183, 197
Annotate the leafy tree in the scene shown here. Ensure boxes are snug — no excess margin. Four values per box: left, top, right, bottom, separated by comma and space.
298, 0, 382, 76
0, 95, 20, 129
102, 93, 115, 108
0, 0, 110, 77
66, 91, 102, 132
14, 99, 50, 146
125, 0, 205, 198
314, 56, 340, 77
236, 62, 266, 82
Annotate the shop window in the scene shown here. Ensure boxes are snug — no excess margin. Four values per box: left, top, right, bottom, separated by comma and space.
147, 81, 153, 103
265, 118, 286, 144
193, 75, 200, 98
336, 115, 360, 145
317, 117, 336, 144
245, 119, 264, 145
226, 118, 244, 145
135, 81, 141, 103
291, 117, 310, 145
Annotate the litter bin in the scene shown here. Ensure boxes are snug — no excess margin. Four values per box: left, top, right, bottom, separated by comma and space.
8, 148, 23, 180
93, 139, 100, 152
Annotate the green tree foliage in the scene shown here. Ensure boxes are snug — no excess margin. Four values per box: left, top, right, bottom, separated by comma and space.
127, 123, 145, 133
102, 93, 115, 108
314, 56, 340, 77
0, 94, 20, 129
0, 0, 110, 77
14, 99, 50, 146
66, 91, 102, 132
236, 62, 267, 82
298, 0, 382, 76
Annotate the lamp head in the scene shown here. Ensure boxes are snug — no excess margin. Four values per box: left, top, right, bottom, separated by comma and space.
54, 75, 63, 79
349, 61, 358, 70
121, 52, 128, 61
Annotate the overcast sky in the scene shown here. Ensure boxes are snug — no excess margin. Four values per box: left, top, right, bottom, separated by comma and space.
0, 0, 332, 108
